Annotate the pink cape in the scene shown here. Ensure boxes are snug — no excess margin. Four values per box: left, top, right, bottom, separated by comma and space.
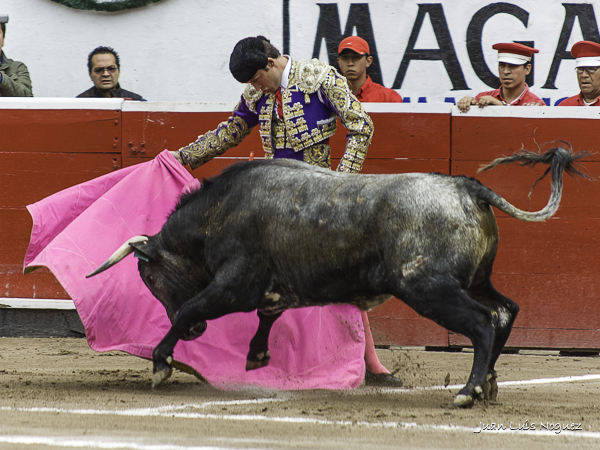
23, 150, 365, 390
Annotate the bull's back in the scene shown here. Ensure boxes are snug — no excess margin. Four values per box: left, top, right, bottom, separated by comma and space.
199, 163, 496, 295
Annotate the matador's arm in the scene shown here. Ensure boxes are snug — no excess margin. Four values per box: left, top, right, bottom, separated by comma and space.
179, 94, 259, 170
319, 70, 373, 173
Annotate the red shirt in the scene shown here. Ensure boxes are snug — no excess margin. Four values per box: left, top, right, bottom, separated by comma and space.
355, 76, 403, 103
475, 84, 546, 105
557, 93, 600, 106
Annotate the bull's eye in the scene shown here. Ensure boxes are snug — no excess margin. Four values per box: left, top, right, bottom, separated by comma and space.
147, 275, 155, 286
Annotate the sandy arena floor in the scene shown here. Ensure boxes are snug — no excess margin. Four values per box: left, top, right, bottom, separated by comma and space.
0, 338, 599, 449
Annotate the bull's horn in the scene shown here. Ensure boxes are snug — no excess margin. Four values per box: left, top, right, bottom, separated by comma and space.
86, 235, 148, 278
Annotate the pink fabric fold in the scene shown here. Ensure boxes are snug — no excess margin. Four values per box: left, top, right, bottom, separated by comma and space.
23, 150, 365, 390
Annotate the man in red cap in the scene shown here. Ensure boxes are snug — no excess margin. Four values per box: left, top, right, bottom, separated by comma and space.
336, 35, 403, 387
337, 36, 402, 102
557, 41, 600, 106
458, 43, 546, 112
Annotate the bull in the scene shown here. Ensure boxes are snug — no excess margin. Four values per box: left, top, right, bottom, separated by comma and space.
88, 146, 589, 407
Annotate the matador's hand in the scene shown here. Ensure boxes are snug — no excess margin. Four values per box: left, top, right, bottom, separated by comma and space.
169, 150, 185, 165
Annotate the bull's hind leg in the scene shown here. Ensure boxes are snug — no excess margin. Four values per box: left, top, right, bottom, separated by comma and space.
246, 310, 283, 371
468, 279, 519, 401
152, 275, 266, 388
394, 275, 497, 408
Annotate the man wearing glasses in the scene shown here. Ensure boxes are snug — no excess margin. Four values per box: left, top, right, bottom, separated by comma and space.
558, 41, 600, 106
77, 46, 145, 100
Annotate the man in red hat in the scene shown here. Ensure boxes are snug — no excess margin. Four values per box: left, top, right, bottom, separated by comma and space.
457, 43, 546, 112
337, 36, 402, 102
557, 41, 600, 106
335, 35, 402, 387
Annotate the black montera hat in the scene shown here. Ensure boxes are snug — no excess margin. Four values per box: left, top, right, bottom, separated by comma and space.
229, 37, 269, 83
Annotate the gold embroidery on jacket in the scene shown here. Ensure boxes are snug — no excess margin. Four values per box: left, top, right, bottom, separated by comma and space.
294, 59, 332, 93
179, 111, 251, 170
243, 84, 263, 112
319, 70, 373, 173
304, 143, 331, 169
258, 95, 276, 157
180, 59, 372, 173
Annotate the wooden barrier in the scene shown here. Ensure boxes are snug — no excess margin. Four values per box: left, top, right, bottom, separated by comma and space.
1, 100, 598, 349
0, 99, 122, 299
450, 108, 600, 350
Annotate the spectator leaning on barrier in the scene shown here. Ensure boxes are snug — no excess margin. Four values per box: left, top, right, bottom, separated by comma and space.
0, 18, 33, 97
337, 36, 402, 103
557, 41, 600, 106
77, 46, 145, 100
457, 43, 545, 112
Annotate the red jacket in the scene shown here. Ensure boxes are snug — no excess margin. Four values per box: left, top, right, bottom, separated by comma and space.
354, 76, 402, 103
557, 93, 600, 106
475, 84, 546, 105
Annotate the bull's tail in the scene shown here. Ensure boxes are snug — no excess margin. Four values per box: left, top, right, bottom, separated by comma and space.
476, 146, 592, 222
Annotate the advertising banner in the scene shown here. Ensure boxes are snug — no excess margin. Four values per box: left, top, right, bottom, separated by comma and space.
1, 0, 598, 103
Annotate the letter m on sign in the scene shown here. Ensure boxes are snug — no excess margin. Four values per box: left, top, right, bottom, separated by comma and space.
312, 3, 384, 85
392, 3, 468, 90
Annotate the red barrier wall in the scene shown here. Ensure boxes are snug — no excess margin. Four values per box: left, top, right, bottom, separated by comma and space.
1, 101, 598, 350
449, 109, 600, 349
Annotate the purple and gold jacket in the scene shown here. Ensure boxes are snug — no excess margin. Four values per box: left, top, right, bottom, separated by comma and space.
179, 58, 373, 173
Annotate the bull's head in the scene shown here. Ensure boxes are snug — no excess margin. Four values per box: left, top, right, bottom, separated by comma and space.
87, 235, 210, 341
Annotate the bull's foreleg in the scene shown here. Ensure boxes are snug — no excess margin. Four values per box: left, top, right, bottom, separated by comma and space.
395, 276, 496, 408
152, 276, 263, 388
246, 310, 283, 371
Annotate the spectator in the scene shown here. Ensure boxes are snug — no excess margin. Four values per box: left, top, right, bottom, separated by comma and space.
337, 36, 402, 102
458, 43, 545, 112
0, 18, 33, 97
77, 46, 145, 100
336, 35, 403, 387
557, 41, 600, 106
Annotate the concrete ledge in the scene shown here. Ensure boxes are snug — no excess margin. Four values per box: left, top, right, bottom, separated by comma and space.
0, 298, 76, 309
0, 298, 85, 338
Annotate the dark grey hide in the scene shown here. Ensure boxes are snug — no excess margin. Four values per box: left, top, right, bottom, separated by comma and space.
88, 147, 589, 407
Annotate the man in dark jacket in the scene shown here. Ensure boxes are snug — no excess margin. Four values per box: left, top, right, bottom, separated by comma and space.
0, 19, 33, 97
77, 46, 145, 100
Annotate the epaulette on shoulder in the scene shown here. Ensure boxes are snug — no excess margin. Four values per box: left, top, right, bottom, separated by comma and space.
242, 84, 263, 104
293, 58, 335, 94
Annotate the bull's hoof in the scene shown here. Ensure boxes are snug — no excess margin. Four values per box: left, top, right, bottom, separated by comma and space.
452, 385, 483, 408
484, 372, 499, 401
245, 351, 270, 371
152, 356, 173, 388
452, 394, 475, 408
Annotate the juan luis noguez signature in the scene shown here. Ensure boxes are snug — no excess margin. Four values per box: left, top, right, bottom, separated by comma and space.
475, 421, 583, 434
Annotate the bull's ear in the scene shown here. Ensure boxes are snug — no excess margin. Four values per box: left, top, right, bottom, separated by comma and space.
130, 240, 159, 262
